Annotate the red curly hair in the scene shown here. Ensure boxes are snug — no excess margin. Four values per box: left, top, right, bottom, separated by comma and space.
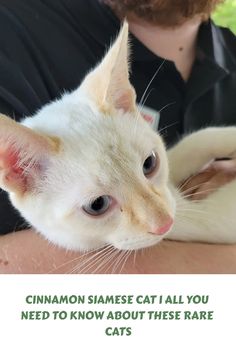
102, 0, 224, 27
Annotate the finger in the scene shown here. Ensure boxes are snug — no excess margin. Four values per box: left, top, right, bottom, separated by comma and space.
189, 171, 236, 201
179, 170, 216, 195
180, 159, 236, 198
204, 159, 236, 172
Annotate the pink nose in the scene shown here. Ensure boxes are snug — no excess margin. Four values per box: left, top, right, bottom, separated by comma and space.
150, 219, 173, 236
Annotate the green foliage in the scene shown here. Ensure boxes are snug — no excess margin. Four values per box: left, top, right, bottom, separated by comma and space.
212, 0, 236, 33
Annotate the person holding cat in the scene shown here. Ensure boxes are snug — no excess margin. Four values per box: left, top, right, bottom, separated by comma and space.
0, 0, 236, 273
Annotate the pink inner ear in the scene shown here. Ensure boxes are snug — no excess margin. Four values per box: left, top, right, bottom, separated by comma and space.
0, 147, 29, 193
141, 112, 154, 124
114, 92, 130, 112
113, 88, 136, 113
5, 149, 22, 170
0, 115, 58, 194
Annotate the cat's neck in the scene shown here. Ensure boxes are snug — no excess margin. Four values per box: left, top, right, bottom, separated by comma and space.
128, 16, 202, 81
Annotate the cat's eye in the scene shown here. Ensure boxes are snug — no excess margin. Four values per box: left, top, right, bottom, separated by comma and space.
82, 196, 112, 216
143, 151, 158, 177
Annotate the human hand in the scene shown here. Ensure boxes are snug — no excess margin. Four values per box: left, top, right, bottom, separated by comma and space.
179, 159, 236, 200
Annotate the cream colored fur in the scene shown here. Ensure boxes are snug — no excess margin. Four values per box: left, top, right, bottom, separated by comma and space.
0, 23, 236, 251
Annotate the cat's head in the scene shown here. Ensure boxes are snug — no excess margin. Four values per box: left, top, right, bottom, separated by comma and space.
0, 23, 175, 251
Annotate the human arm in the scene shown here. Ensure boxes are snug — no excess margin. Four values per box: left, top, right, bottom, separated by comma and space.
1, 229, 236, 274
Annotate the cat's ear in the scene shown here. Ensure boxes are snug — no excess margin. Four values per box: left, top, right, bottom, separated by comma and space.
80, 21, 136, 114
0, 114, 59, 195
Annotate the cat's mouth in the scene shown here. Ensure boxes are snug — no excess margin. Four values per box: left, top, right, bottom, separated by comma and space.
110, 216, 174, 250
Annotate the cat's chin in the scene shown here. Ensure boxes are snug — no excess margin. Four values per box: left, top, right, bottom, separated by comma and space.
51, 232, 169, 252
110, 234, 167, 251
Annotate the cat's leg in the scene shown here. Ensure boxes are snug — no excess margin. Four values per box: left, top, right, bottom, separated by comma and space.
167, 127, 236, 186
168, 179, 236, 244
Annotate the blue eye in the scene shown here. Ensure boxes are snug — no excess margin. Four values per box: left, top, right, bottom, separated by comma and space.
143, 151, 158, 177
82, 196, 112, 216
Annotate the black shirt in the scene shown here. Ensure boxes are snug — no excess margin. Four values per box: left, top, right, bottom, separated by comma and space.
0, 0, 236, 234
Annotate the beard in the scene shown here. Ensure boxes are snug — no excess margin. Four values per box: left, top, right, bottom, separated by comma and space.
102, 0, 224, 27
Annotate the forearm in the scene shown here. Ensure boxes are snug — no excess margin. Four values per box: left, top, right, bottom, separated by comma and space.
0, 230, 79, 274
140, 240, 236, 274
1, 229, 236, 274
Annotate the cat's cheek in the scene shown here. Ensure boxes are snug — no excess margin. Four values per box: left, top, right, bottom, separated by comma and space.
163, 186, 176, 217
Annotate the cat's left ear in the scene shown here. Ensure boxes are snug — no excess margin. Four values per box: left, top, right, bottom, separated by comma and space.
80, 21, 136, 114
0, 114, 59, 195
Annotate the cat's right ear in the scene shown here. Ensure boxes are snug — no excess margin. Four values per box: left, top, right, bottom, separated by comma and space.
0, 114, 59, 195
79, 21, 137, 115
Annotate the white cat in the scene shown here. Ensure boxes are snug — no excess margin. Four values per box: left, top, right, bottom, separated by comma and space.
0, 23, 236, 251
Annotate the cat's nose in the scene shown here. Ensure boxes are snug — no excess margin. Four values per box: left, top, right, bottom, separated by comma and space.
150, 218, 173, 236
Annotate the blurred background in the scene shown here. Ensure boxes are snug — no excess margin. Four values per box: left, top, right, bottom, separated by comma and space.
213, 0, 236, 33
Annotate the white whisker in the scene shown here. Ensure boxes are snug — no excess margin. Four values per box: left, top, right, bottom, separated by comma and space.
119, 250, 132, 274
139, 60, 166, 107
47, 244, 110, 274
70, 245, 114, 274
